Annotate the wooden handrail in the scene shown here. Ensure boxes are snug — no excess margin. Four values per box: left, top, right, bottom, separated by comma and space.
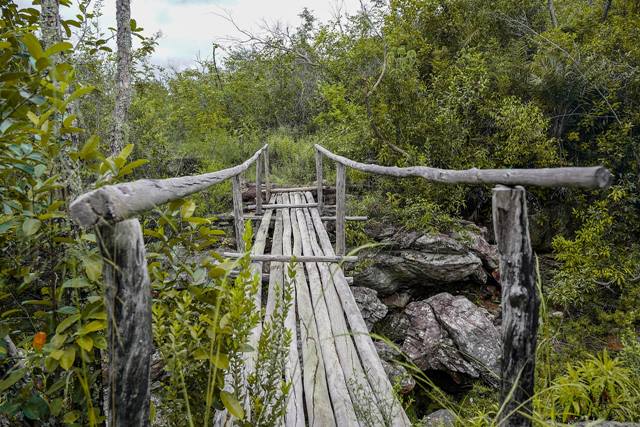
314, 144, 613, 189
70, 144, 268, 227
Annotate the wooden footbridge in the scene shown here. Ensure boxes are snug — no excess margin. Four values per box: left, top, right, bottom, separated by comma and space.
70, 144, 611, 427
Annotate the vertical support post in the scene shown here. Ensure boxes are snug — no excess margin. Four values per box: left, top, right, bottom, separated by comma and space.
232, 175, 245, 252
98, 219, 152, 427
335, 162, 346, 255
255, 152, 263, 215
264, 146, 271, 203
316, 149, 323, 213
492, 185, 538, 427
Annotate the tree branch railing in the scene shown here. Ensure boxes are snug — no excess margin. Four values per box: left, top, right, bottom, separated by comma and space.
69, 144, 269, 427
314, 143, 613, 427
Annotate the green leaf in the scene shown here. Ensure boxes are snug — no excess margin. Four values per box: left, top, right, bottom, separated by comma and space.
181, 200, 196, 219
22, 218, 41, 236
43, 41, 73, 58
118, 158, 148, 176
59, 346, 76, 370
117, 143, 134, 162
220, 391, 244, 420
210, 353, 229, 370
78, 320, 106, 335
21, 33, 44, 59
79, 135, 100, 160
62, 277, 91, 289
0, 368, 26, 392
83, 254, 102, 282
92, 335, 107, 350
0, 41, 11, 49
22, 394, 49, 420
76, 335, 93, 352
55, 314, 81, 334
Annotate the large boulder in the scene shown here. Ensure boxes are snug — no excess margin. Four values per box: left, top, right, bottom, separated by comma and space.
353, 226, 496, 296
401, 293, 501, 386
352, 286, 387, 331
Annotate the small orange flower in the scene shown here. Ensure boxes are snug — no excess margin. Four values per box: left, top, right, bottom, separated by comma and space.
33, 331, 47, 351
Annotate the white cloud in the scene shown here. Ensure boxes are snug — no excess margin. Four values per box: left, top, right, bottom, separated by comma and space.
44, 0, 362, 69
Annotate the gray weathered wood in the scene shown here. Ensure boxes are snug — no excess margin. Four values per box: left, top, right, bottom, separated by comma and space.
97, 219, 151, 427
280, 194, 305, 427
299, 192, 385, 425
335, 163, 346, 256
221, 253, 358, 263
246, 203, 319, 210
264, 205, 283, 320
264, 146, 271, 202
289, 195, 336, 426
492, 186, 538, 427
256, 152, 263, 215
263, 185, 332, 193
232, 175, 245, 252
292, 194, 358, 426
304, 192, 411, 426
315, 144, 613, 189
215, 214, 366, 222
69, 145, 268, 227
316, 150, 324, 213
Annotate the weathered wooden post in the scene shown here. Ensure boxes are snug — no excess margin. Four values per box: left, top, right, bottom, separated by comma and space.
316, 149, 323, 213
232, 175, 245, 252
98, 219, 152, 427
264, 146, 271, 203
255, 152, 263, 215
492, 185, 539, 427
335, 162, 346, 255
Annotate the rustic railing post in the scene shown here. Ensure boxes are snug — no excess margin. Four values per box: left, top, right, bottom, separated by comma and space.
316, 150, 323, 213
335, 162, 346, 255
232, 175, 245, 252
264, 146, 271, 203
492, 185, 539, 427
256, 152, 263, 215
97, 219, 152, 427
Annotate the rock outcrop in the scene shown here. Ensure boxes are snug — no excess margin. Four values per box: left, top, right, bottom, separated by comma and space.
401, 293, 500, 386
352, 286, 387, 331
373, 341, 416, 394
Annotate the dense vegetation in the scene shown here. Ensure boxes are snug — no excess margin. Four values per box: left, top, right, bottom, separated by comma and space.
1, 0, 639, 425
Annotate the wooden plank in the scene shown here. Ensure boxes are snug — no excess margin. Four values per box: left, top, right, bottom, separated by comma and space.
216, 214, 366, 222
97, 219, 152, 427
255, 151, 263, 215
226, 271, 354, 285
70, 145, 268, 227
316, 150, 324, 213
492, 185, 538, 427
263, 185, 333, 193
231, 175, 245, 252
221, 253, 358, 263
289, 195, 336, 427
281, 193, 305, 427
335, 163, 346, 256
264, 202, 283, 320
304, 191, 411, 426
314, 144, 613, 189
264, 146, 271, 202
292, 193, 358, 426
298, 193, 385, 425
246, 203, 319, 210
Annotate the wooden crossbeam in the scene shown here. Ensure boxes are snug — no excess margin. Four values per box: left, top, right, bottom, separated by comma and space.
221, 253, 357, 263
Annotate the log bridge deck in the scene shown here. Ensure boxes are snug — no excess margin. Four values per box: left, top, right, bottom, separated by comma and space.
69, 143, 612, 427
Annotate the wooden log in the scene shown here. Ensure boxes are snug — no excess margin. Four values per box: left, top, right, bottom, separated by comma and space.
97, 219, 152, 427
335, 163, 346, 256
264, 146, 271, 202
316, 150, 324, 213
280, 193, 305, 427
70, 145, 268, 227
304, 191, 411, 426
227, 271, 354, 285
314, 144, 613, 189
265, 185, 333, 193
289, 194, 336, 426
264, 206, 283, 320
245, 203, 319, 210
255, 151, 263, 215
215, 214, 366, 222
221, 253, 358, 263
492, 185, 539, 427
292, 193, 358, 426
299, 193, 385, 425
231, 175, 245, 252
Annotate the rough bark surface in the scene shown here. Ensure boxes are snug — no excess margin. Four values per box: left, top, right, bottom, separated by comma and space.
492, 186, 538, 427
98, 219, 152, 427
111, 0, 132, 154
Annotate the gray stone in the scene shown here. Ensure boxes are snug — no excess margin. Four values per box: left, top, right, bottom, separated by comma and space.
352, 286, 388, 331
453, 229, 499, 272
402, 293, 501, 386
374, 341, 416, 394
382, 292, 412, 309
420, 409, 456, 427
376, 311, 411, 343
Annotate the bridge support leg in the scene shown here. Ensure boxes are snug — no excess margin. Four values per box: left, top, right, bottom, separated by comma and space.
316, 150, 323, 213
256, 152, 263, 215
335, 162, 346, 255
98, 219, 152, 427
492, 185, 538, 427
232, 175, 245, 252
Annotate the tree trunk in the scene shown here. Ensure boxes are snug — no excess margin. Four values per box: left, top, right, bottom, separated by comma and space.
111, 0, 133, 155
40, 0, 63, 53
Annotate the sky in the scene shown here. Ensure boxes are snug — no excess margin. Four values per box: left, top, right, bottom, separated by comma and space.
21, 0, 363, 69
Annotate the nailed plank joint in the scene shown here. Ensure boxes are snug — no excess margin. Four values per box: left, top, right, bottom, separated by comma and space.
493, 185, 539, 427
